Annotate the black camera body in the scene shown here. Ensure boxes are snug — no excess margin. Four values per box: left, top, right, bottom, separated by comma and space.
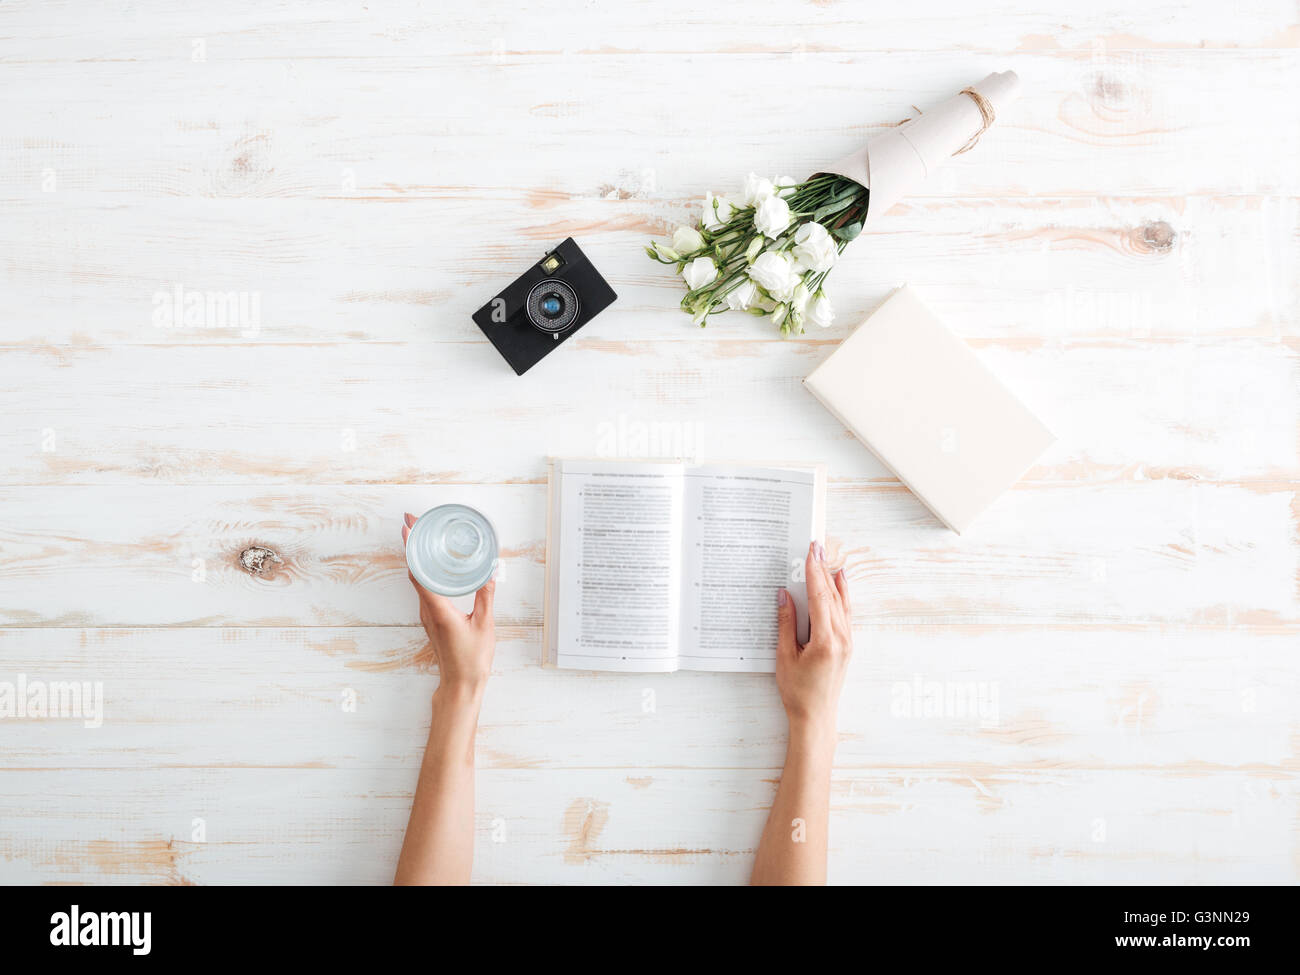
472, 238, 617, 375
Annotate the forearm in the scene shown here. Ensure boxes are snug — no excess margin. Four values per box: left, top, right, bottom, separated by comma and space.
751, 720, 836, 885
394, 682, 484, 885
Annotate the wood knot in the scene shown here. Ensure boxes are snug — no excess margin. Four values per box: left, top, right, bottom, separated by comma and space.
1134, 220, 1176, 254
1090, 72, 1130, 107
214, 132, 273, 194
238, 546, 283, 575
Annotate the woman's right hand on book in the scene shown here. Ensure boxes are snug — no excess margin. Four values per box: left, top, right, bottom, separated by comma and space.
403, 512, 496, 695
775, 541, 853, 744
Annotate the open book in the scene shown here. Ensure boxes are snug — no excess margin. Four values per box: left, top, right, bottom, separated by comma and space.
544, 459, 826, 673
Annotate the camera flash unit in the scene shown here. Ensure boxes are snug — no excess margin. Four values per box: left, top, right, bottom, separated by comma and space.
540, 254, 563, 273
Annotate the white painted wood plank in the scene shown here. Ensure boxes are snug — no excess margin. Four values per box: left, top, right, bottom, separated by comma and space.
0, 766, 1292, 884
3, 0, 1296, 60
0, 626, 1294, 772
1, 52, 1297, 202
2, 195, 1294, 348
1, 338, 1294, 484
0, 480, 1294, 627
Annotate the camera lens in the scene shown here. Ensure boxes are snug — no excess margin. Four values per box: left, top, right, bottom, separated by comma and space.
525, 278, 580, 333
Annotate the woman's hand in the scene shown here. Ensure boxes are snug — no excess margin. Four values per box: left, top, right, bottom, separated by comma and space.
402, 512, 496, 694
753, 540, 853, 885
396, 512, 496, 885
775, 540, 853, 743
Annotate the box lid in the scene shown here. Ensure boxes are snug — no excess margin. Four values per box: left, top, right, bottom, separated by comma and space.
803, 285, 1054, 533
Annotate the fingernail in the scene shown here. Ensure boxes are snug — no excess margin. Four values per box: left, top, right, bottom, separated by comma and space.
814, 541, 826, 562
776, 588, 788, 607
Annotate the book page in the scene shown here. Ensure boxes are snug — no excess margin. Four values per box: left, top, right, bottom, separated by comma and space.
677, 465, 819, 673
553, 460, 684, 672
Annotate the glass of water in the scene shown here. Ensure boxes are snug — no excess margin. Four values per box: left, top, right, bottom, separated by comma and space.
405, 504, 499, 597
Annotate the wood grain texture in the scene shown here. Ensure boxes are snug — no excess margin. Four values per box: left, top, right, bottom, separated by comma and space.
0, 0, 1296, 884
2, 339, 1296, 485
2, 626, 1295, 771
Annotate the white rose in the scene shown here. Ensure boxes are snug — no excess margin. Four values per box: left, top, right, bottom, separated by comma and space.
748, 250, 797, 300
671, 225, 704, 256
742, 172, 775, 206
774, 175, 798, 198
702, 192, 735, 231
753, 195, 792, 239
790, 282, 810, 316
792, 222, 838, 273
725, 279, 758, 311
806, 294, 834, 328
682, 255, 718, 290
786, 282, 810, 331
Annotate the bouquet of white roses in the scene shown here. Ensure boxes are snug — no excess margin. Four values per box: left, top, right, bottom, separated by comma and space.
647, 71, 1021, 334
646, 171, 864, 333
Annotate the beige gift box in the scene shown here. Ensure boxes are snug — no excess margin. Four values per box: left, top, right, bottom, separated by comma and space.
804, 286, 1054, 533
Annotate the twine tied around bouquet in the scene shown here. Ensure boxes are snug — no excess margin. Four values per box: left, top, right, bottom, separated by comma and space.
892, 86, 997, 156
953, 86, 995, 155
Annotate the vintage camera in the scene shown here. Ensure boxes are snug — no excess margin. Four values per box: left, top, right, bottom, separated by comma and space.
472, 238, 617, 375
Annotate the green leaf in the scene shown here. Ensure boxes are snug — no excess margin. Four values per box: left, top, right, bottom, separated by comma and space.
831, 221, 863, 242
812, 197, 854, 222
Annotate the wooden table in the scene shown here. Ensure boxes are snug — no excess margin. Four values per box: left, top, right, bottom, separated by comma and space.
1, 1, 1296, 885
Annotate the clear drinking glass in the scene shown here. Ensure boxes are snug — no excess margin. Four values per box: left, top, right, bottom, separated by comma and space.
405, 504, 499, 597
